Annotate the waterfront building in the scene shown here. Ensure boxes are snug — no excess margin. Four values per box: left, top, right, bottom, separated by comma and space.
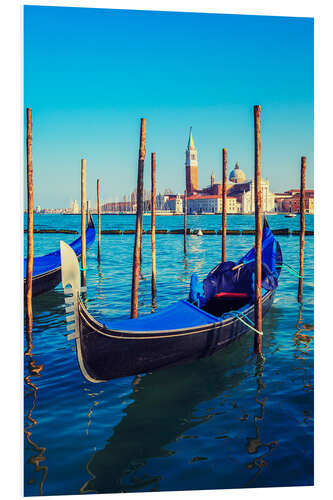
240, 179, 275, 213
102, 200, 132, 212
167, 193, 183, 213
275, 189, 314, 213
186, 194, 241, 214
68, 200, 80, 214
156, 193, 165, 210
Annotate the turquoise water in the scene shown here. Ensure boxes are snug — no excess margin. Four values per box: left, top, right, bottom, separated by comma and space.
24, 214, 314, 496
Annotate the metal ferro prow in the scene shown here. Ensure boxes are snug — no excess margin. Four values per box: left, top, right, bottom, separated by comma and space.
60, 241, 86, 341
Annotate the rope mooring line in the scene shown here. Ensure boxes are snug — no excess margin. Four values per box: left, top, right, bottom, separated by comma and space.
277, 263, 303, 278
221, 310, 263, 336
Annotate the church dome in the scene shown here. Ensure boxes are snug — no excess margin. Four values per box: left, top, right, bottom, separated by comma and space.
229, 162, 246, 183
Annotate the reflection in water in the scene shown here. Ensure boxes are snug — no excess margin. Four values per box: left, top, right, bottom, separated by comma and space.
24, 325, 48, 495
293, 304, 314, 364
84, 388, 104, 437
151, 295, 157, 314
96, 263, 105, 304
80, 337, 256, 494
24, 215, 314, 495
245, 356, 277, 486
293, 303, 314, 394
177, 254, 190, 286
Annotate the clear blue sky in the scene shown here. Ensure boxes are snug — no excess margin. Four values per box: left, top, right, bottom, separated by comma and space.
24, 6, 313, 208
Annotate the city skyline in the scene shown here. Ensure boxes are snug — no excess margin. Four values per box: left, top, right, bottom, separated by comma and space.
24, 6, 313, 209
27, 125, 313, 211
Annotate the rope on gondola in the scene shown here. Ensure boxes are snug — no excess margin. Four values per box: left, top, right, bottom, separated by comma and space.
221, 310, 263, 336
276, 263, 303, 278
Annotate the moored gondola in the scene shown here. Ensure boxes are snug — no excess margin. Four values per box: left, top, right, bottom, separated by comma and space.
60, 218, 282, 383
24, 214, 95, 297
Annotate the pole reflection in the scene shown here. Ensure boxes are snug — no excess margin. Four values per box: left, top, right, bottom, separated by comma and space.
24, 320, 48, 496
245, 355, 277, 486
293, 303, 314, 365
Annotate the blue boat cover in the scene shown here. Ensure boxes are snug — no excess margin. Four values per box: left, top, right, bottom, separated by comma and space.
103, 300, 219, 332
190, 221, 279, 304
236, 222, 278, 275
24, 224, 96, 278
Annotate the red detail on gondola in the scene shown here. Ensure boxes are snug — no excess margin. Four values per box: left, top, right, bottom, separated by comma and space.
216, 292, 250, 298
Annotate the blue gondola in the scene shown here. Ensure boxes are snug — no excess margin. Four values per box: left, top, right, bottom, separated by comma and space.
24, 214, 95, 297
60, 218, 282, 383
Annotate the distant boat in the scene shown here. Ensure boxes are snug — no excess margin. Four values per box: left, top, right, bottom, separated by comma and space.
285, 213, 296, 218
197, 229, 203, 236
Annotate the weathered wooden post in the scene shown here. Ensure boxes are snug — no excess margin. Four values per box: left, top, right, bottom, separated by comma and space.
222, 148, 227, 262
151, 152, 157, 303
26, 107, 34, 344
81, 159, 86, 287
131, 118, 146, 319
253, 105, 263, 354
97, 178, 101, 262
139, 208, 143, 268
298, 156, 306, 303
184, 190, 187, 254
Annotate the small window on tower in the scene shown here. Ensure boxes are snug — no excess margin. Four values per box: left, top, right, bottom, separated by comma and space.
191, 154, 195, 160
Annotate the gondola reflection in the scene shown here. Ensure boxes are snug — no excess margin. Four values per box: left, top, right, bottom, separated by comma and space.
80, 330, 272, 494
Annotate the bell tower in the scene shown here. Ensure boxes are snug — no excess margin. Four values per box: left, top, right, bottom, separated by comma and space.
185, 127, 198, 194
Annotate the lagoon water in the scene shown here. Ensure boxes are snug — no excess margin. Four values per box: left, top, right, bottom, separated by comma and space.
24, 214, 314, 496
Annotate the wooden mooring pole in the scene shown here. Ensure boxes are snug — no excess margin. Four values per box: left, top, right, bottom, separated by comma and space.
298, 156, 306, 303
81, 159, 86, 287
222, 148, 227, 262
26, 107, 34, 343
184, 190, 187, 254
254, 105, 263, 354
131, 118, 146, 319
151, 153, 157, 304
97, 178, 101, 262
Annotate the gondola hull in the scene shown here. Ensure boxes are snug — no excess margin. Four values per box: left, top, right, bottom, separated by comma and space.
75, 290, 275, 382
60, 217, 282, 383
26, 267, 62, 298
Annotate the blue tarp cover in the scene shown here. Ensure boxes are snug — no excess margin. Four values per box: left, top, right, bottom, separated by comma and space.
104, 300, 219, 332
236, 223, 277, 274
24, 225, 96, 278
191, 221, 280, 304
